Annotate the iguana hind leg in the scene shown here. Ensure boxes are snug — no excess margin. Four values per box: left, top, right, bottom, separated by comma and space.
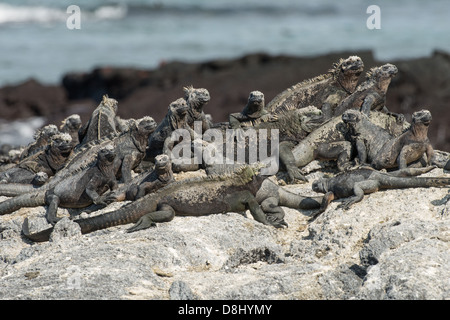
260, 197, 288, 228
127, 203, 175, 233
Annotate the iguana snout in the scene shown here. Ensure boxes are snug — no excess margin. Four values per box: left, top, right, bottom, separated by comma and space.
412, 109, 432, 126
52, 133, 73, 154
340, 56, 364, 74
341, 109, 362, 124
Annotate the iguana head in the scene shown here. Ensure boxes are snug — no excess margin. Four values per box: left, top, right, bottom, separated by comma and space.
137, 116, 158, 136
97, 146, 116, 164
312, 178, 328, 193
365, 63, 398, 92
341, 109, 363, 125
297, 105, 323, 132
242, 91, 265, 119
61, 114, 82, 131
101, 94, 119, 114
184, 86, 210, 111
412, 109, 432, 127
169, 98, 189, 118
50, 133, 73, 156
332, 56, 364, 93
34, 124, 58, 141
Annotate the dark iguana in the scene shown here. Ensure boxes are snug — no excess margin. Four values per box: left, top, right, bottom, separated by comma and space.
78, 95, 121, 145
22, 166, 289, 242
184, 86, 211, 132
146, 98, 190, 161
0, 147, 118, 224
0, 116, 157, 197
19, 124, 59, 161
287, 111, 409, 178
60, 114, 82, 147
333, 64, 400, 118
0, 133, 73, 186
228, 91, 273, 128
266, 55, 364, 120
310, 166, 450, 214
102, 154, 175, 203
342, 109, 435, 170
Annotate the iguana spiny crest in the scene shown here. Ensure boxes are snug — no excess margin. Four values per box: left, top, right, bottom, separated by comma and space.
101, 94, 118, 113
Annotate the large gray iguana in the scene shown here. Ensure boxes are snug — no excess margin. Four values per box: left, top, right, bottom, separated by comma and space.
286, 111, 409, 178
310, 166, 450, 215
78, 95, 121, 145
342, 109, 436, 170
0, 133, 74, 186
22, 166, 284, 241
184, 86, 212, 132
146, 98, 190, 161
0, 116, 157, 197
333, 63, 400, 118
265, 55, 364, 120
0, 147, 118, 224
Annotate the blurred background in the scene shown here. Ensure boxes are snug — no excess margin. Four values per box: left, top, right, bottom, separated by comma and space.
0, 0, 449, 150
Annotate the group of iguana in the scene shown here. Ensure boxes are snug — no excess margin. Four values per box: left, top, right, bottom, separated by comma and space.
0, 55, 449, 242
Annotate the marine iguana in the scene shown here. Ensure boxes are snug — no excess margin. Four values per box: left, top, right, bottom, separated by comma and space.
101, 154, 175, 203
184, 86, 211, 132
333, 64, 400, 118
78, 95, 121, 145
342, 109, 435, 170
0, 116, 157, 197
228, 91, 274, 128
0, 133, 73, 185
60, 114, 82, 147
310, 166, 450, 214
0, 147, 118, 224
287, 111, 409, 179
22, 166, 289, 242
266, 56, 364, 120
18, 124, 59, 161
146, 98, 190, 161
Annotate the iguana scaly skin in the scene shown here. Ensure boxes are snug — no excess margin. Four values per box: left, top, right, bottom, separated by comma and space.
288, 111, 409, 175
60, 114, 82, 148
78, 95, 120, 145
0, 147, 118, 224
18, 124, 59, 161
103, 154, 175, 203
146, 98, 190, 161
229, 91, 272, 128
0, 133, 73, 185
22, 166, 288, 242
266, 56, 364, 120
333, 64, 400, 118
184, 86, 211, 132
342, 109, 435, 170
0, 117, 157, 197
311, 166, 450, 213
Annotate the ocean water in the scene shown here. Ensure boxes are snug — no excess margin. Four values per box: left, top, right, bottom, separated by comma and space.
0, 0, 449, 87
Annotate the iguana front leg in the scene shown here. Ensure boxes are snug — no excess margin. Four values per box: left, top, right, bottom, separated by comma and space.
45, 194, 61, 225
121, 152, 140, 183
308, 191, 335, 222
360, 94, 377, 116
127, 203, 176, 233
279, 141, 307, 184
338, 180, 379, 210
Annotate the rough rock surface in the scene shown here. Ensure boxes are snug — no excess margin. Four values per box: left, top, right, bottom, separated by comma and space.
0, 165, 448, 300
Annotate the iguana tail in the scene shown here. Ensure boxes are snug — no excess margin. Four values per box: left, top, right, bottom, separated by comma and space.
0, 183, 40, 197
379, 175, 450, 190
0, 191, 46, 215
74, 196, 159, 234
